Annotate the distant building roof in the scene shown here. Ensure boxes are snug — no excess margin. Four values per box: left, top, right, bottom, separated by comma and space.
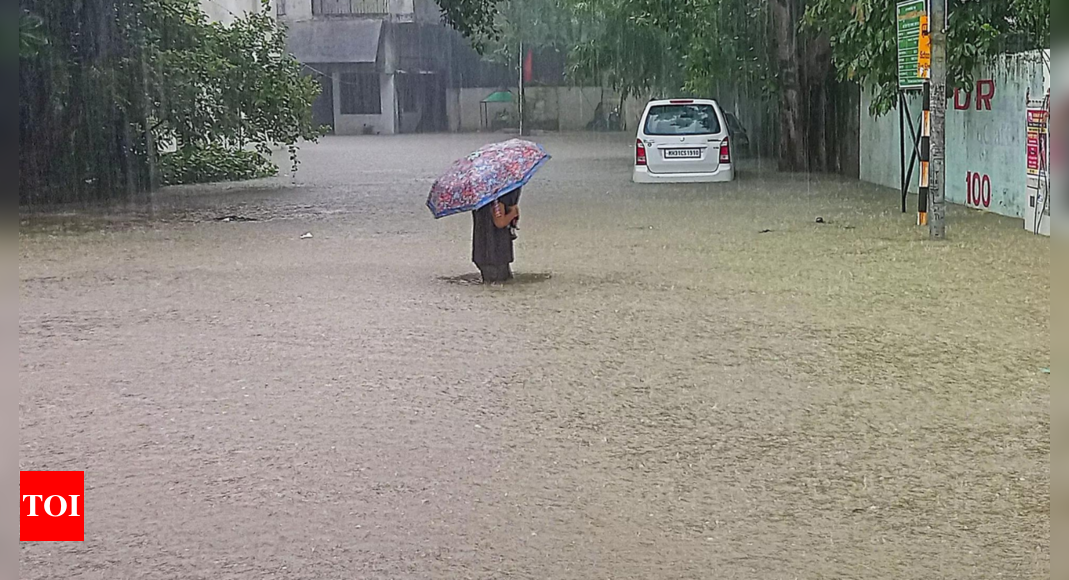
285, 19, 383, 64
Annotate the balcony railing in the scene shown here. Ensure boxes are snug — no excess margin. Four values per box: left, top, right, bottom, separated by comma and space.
312, 0, 391, 16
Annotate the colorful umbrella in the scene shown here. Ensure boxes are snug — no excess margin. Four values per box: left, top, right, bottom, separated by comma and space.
427, 139, 550, 219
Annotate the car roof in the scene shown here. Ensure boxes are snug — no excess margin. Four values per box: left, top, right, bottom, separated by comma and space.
646, 98, 719, 107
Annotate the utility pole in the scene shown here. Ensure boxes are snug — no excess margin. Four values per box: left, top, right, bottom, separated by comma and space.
519, 39, 528, 137
928, 0, 947, 239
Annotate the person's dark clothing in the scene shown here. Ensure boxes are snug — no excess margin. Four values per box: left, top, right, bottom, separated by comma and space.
476, 262, 512, 283
472, 189, 520, 283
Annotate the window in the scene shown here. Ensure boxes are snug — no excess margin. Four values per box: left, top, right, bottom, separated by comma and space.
276, 0, 286, 16
340, 74, 382, 115
644, 104, 721, 136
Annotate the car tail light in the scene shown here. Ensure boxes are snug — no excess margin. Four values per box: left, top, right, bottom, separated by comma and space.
636, 139, 647, 166
669, 99, 694, 104
719, 138, 731, 164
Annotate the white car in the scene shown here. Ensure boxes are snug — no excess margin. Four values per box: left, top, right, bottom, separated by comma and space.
632, 99, 735, 183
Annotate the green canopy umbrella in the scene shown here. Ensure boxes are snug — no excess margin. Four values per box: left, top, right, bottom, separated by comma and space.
481, 91, 514, 130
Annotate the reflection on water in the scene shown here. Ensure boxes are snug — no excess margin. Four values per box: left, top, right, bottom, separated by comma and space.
439, 272, 553, 286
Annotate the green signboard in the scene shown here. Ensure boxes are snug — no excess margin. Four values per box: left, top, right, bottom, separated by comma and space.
897, 0, 927, 90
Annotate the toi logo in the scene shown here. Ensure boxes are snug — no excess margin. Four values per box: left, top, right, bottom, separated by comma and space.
20, 471, 85, 542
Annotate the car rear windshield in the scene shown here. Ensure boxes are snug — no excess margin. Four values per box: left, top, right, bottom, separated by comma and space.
644, 104, 721, 136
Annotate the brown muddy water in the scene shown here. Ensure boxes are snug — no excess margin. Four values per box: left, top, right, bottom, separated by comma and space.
20, 134, 1049, 579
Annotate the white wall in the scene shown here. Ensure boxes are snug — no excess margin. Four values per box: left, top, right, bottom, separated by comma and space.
389, 0, 414, 16
860, 51, 1048, 219
200, 0, 272, 24
332, 72, 398, 135
1043, 49, 1051, 94
446, 89, 482, 131
279, 0, 312, 21
381, 74, 398, 134
446, 87, 631, 132
557, 88, 607, 131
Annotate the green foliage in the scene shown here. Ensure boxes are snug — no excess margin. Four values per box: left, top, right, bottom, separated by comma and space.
19, 0, 322, 205
624, 0, 777, 99
435, 0, 733, 99
437, 0, 503, 46
141, 0, 324, 174
566, 0, 680, 99
159, 144, 278, 186
804, 0, 1051, 116
466, 0, 680, 99
482, 0, 577, 64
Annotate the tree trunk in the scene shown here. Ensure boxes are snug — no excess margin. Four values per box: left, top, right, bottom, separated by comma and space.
771, 0, 806, 172
802, 32, 833, 173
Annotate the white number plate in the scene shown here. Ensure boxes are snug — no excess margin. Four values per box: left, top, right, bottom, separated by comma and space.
664, 148, 701, 159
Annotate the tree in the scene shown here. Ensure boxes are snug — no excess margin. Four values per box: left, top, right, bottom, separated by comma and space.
141, 0, 322, 171
436, 0, 1047, 172
626, 0, 831, 171
804, 0, 1051, 116
437, 0, 503, 44
771, 0, 808, 170
19, 0, 322, 205
566, 0, 679, 102
478, 0, 677, 92
477, 0, 578, 75
435, 0, 855, 172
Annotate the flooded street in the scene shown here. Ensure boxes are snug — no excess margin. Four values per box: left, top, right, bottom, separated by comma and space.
20, 134, 1049, 579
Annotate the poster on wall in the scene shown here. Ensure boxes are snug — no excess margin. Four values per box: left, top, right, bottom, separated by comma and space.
1027, 107, 1048, 176
1052, 51, 1061, 234
1025, 96, 1050, 236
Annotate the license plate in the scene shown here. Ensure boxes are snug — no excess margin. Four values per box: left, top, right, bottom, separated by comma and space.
664, 148, 701, 159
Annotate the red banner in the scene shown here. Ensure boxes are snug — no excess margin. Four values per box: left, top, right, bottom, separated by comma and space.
523, 50, 534, 84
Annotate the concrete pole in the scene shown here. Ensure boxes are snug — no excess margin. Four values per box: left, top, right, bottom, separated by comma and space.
929, 0, 947, 239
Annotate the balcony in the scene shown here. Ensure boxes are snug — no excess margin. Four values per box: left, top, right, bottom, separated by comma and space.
312, 0, 392, 16
307, 0, 439, 21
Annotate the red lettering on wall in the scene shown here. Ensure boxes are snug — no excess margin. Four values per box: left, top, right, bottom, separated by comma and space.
976, 80, 995, 110
965, 171, 992, 208
954, 88, 971, 110
952, 80, 996, 111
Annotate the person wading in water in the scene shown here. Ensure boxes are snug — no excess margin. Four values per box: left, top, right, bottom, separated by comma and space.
472, 188, 520, 284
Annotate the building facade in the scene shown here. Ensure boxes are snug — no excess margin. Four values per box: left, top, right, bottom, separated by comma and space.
280, 0, 463, 135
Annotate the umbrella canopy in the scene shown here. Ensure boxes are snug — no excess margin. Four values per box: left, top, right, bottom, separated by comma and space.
427, 139, 550, 219
482, 91, 514, 103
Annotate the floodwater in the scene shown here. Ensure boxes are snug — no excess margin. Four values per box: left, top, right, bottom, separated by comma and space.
20, 134, 1049, 579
